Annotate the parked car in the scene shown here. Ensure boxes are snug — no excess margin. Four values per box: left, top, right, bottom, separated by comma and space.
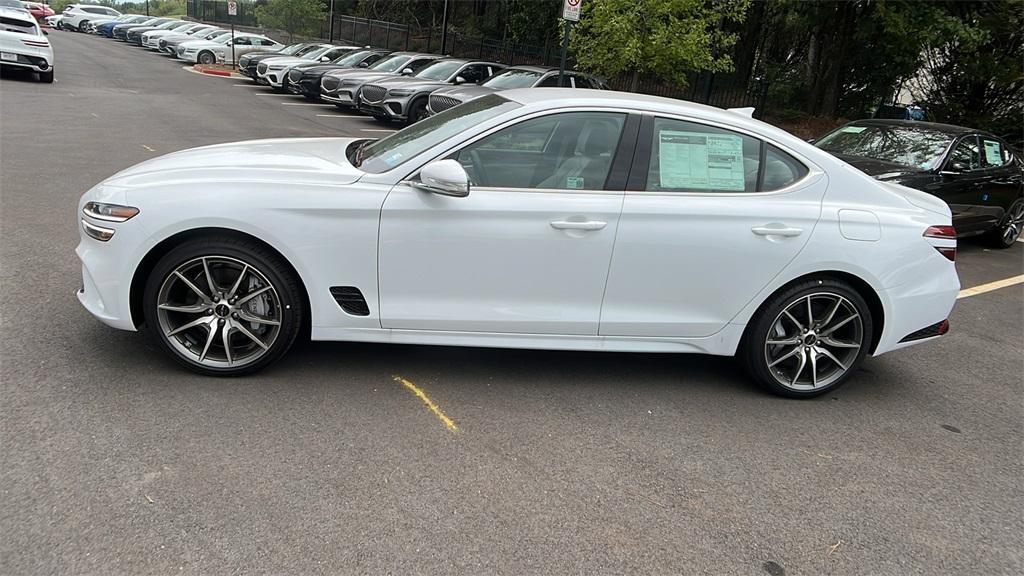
289, 48, 392, 100
159, 27, 225, 55
79, 11, 134, 34
177, 32, 280, 65
24, 2, 53, 23
0, 0, 30, 14
256, 44, 356, 90
94, 14, 148, 37
427, 65, 607, 116
0, 5, 53, 82
75, 90, 961, 398
62, 3, 119, 32
319, 52, 442, 109
815, 119, 1024, 247
43, 13, 60, 28
139, 21, 200, 49
112, 17, 169, 40
359, 58, 505, 124
126, 19, 186, 45
238, 42, 324, 79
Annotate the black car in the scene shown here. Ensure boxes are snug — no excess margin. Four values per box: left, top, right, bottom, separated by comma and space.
288, 48, 392, 100
816, 119, 1024, 247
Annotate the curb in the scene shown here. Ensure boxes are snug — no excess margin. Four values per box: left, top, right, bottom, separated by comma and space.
193, 64, 233, 77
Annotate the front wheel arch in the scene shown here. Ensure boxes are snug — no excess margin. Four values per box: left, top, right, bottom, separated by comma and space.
130, 228, 310, 338
740, 271, 884, 356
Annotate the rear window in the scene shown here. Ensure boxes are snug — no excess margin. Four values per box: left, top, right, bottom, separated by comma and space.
1, 16, 37, 34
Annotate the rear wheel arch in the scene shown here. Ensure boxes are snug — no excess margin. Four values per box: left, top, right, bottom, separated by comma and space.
741, 271, 885, 355
130, 228, 311, 336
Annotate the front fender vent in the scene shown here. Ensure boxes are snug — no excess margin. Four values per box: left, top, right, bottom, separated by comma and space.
330, 286, 370, 316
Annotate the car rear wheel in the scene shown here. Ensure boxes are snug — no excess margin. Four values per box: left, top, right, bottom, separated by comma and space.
985, 198, 1024, 248
197, 51, 215, 65
38, 70, 53, 83
77, 20, 88, 32
143, 237, 304, 376
741, 279, 872, 398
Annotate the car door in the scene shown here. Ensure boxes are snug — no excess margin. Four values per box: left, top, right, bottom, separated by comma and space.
600, 115, 824, 338
940, 135, 998, 234
378, 110, 638, 334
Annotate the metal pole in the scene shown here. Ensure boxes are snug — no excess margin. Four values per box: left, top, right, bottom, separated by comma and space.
558, 20, 570, 87
439, 0, 449, 54
328, 0, 335, 42
230, 19, 235, 68
145, 0, 149, 16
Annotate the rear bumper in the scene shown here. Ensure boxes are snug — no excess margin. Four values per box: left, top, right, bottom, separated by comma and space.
872, 261, 959, 355
0, 50, 52, 72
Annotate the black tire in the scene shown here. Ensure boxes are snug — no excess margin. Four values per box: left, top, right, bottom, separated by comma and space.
197, 51, 215, 65
406, 97, 428, 125
38, 70, 53, 83
303, 93, 318, 101
142, 236, 305, 376
983, 197, 1024, 249
78, 20, 89, 33
740, 278, 873, 398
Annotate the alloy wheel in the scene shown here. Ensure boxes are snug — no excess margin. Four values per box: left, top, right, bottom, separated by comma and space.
156, 255, 282, 369
1001, 201, 1024, 244
763, 292, 864, 391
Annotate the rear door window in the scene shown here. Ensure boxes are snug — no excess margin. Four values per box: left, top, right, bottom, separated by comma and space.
981, 138, 1008, 167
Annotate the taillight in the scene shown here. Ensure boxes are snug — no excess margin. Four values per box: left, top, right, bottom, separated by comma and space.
924, 225, 956, 261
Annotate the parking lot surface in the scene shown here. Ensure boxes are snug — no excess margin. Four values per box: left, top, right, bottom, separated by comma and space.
2, 32, 1022, 575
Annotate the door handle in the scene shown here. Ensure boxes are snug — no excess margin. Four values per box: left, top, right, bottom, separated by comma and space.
550, 220, 607, 231
751, 225, 803, 237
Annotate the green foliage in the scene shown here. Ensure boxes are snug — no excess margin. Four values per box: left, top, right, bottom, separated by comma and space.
256, 0, 325, 40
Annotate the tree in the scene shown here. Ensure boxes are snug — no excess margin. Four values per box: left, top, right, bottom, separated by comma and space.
569, 0, 750, 92
256, 0, 326, 41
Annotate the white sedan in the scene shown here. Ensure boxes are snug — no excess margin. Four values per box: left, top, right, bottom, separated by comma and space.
175, 32, 280, 65
75, 90, 960, 397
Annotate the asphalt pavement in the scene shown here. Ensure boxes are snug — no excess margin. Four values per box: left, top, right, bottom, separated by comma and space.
1, 31, 1022, 575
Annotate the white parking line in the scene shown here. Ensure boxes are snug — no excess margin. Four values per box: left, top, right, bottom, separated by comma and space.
255, 92, 297, 96
232, 83, 258, 87
281, 102, 336, 107
361, 129, 397, 133
957, 274, 1024, 299
315, 114, 351, 118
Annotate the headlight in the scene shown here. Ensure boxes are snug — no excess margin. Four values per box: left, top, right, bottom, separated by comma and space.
83, 201, 139, 222
388, 88, 414, 96
268, 64, 285, 70
81, 219, 114, 242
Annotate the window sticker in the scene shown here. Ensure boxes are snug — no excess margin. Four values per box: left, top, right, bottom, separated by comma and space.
658, 130, 745, 191
983, 140, 1002, 165
839, 126, 867, 134
566, 177, 584, 189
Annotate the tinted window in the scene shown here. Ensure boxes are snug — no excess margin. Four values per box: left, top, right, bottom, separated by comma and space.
232, 37, 250, 45
949, 137, 981, 171
1, 16, 36, 34
816, 124, 953, 170
416, 60, 463, 81
537, 75, 562, 87
981, 138, 1008, 167
405, 58, 437, 72
646, 117, 762, 193
458, 64, 489, 84
455, 112, 626, 190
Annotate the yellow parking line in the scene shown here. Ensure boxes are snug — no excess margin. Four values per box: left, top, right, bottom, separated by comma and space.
957, 274, 1024, 299
392, 375, 458, 433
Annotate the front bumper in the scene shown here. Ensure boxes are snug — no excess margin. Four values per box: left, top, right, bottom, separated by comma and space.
75, 219, 149, 332
321, 90, 355, 106
358, 98, 407, 120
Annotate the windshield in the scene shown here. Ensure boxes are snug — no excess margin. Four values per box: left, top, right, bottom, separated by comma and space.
334, 50, 371, 66
370, 55, 411, 72
483, 69, 542, 89
202, 31, 226, 40
303, 46, 334, 60
278, 43, 305, 56
0, 0, 25, 8
213, 34, 237, 45
415, 61, 463, 82
156, 21, 182, 29
816, 124, 954, 170
357, 94, 520, 173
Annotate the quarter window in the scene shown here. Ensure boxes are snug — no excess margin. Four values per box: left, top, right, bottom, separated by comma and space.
454, 112, 626, 190
762, 145, 809, 191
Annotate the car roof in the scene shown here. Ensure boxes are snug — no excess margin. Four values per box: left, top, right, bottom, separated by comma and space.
385, 51, 443, 58
845, 118, 981, 136
428, 57, 504, 66
0, 6, 34, 22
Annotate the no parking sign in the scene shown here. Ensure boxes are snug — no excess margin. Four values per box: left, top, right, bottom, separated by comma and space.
562, 0, 581, 22
227, 1, 237, 16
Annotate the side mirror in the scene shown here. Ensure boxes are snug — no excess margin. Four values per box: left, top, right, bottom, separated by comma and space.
415, 159, 470, 197
357, 61, 369, 68
401, 67, 413, 76
320, 55, 331, 62
454, 75, 466, 85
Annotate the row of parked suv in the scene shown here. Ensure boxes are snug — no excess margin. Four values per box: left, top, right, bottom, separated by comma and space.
240, 42, 606, 125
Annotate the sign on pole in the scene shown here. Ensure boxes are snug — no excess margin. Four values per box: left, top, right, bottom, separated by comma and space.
227, 1, 237, 16
562, 0, 581, 22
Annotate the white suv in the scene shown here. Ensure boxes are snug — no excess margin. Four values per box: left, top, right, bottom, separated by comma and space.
0, 6, 53, 82
62, 3, 119, 32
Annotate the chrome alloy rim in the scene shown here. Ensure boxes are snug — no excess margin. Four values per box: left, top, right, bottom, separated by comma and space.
764, 293, 863, 390
1001, 201, 1024, 244
156, 256, 282, 368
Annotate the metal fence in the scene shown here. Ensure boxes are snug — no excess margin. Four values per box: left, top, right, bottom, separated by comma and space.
187, 1, 765, 113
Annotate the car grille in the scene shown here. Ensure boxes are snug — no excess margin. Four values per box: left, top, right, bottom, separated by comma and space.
361, 84, 387, 103
321, 76, 340, 92
257, 62, 268, 75
429, 94, 461, 114
288, 68, 304, 83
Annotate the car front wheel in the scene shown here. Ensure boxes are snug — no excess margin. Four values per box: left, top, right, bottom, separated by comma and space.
197, 51, 215, 65
986, 198, 1024, 248
741, 279, 872, 398
143, 237, 304, 376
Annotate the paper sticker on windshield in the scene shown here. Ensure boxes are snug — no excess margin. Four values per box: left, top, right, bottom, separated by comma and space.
566, 177, 584, 189
839, 126, 867, 134
658, 131, 745, 191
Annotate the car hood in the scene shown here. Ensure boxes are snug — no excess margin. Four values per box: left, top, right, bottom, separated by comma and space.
427, 83, 495, 101
262, 56, 313, 67
294, 62, 349, 73
369, 76, 450, 91
103, 138, 365, 194
143, 29, 178, 37
126, 26, 160, 33
324, 69, 399, 81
